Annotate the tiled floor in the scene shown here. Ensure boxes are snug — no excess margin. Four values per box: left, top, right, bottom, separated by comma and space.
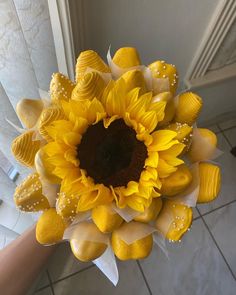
33, 119, 236, 295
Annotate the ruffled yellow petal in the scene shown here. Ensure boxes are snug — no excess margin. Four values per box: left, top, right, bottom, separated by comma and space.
105, 78, 126, 117
175, 92, 202, 125
148, 100, 166, 123
113, 47, 141, 68
148, 61, 178, 95
197, 162, 221, 203
75, 50, 110, 82
156, 158, 178, 178
160, 164, 192, 196
11, 131, 41, 167
159, 143, 185, 166
14, 172, 50, 212
152, 92, 175, 126
50, 73, 75, 103
87, 98, 106, 124
145, 151, 159, 168
71, 72, 105, 101
148, 130, 178, 152
16, 98, 44, 129
77, 184, 113, 211
45, 120, 74, 142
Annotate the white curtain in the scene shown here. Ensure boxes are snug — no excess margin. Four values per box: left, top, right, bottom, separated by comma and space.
0, 0, 58, 246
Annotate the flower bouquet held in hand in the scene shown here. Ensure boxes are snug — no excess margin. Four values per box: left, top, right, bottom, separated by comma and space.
11, 47, 221, 284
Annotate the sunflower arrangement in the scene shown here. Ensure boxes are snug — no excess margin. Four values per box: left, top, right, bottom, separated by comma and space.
11, 47, 221, 283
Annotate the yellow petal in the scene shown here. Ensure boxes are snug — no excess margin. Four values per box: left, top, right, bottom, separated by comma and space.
105, 78, 126, 117
77, 184, 113, 211
148, 101, 166, 123
156, 158, 178, 178
75, 50, 110, 82
87, 98, 106, 124
148, 61, 178, 95
50, 72, 75, 103
16, 98, 44, 129
103, 115, 119, 128
166, 122, 193, 153
175, 92, 202, 125
152, 92, 175, 127
197, 162, 221, 203
113, 47, 141, 68
63, 132, 81, 147
148, 130, 178, 151
145, 151, 159, 168
45, 120, 74, 142
71, 72, 105, 101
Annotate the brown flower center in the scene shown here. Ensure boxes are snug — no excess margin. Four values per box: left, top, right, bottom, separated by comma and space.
77, 119, 147, 187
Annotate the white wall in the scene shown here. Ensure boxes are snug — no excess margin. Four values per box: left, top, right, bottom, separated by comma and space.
82, 0, 219, 78
76, 0, 236, 124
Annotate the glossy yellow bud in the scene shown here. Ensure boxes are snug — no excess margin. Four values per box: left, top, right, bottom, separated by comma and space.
134, 198, 162, 223
57, 193, 79, 220
160, 164, 193, 196
70, 223, 107, 262
188, 128, 217, 162
152, 92, 175, 126
11, 131, 41, 167
14, 172, 50, 212
75, 50, 110, 82
148, 61, 178, 95
71, 72, 105, 101
16, 99, 44, 129
50, 73, 75, 103
175, 92, 202, 125
38, 107, 65, 142
156, 200, 192, 242
197, 162, 221, 203
92, 205, 123, 233
36, 208, 67, 244
113, 47, 141, 68
111, 222, 153, 260
122, 69, 147, 94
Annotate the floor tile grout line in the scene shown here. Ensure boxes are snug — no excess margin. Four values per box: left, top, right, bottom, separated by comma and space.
35, 284, 51, 293
52, 264, 96, 285
197, 208, 236, 281
218, 125, 236, 133
200, 199, 236, 218
217, 124, 233, 148
136, 260, 153, 295
46, 270, 55, 295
